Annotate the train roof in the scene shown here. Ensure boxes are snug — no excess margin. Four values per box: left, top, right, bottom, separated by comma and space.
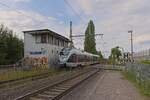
62, 48, 99, 57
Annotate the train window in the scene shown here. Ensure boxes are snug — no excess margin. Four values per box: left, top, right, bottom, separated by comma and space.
60, 48, 71, 56
68, 54, 76, 62
78, 55, 82, 62
79, 55, 85, 62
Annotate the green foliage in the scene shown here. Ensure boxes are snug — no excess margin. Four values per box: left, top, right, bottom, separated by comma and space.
84, 20, 97, 54
140, 60, 150, 65
0, 24, 24, 65
109, 46, 122, 64
0, 69, 65, 81
97, 51, 103, 59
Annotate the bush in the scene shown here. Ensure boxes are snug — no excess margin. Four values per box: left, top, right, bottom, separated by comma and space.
0, 24, 24, 65
140, 60, 150, 65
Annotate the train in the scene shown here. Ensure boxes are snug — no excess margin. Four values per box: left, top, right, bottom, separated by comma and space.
59, 48, 100, 67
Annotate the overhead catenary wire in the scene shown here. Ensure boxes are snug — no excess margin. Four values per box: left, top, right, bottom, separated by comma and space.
63, 0, 86, 24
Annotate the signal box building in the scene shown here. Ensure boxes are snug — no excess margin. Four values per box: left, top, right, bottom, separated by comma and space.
23, 29, 70, 68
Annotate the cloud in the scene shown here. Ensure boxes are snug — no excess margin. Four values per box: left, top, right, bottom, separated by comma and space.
76, 0, 93, 15
0, 0, 150, 57
0, 9, 69, 39
48, 16, 58, 21
67, 0, 150, 54
135, 34, 150, 44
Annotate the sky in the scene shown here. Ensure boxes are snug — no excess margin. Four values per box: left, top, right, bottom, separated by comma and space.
0, 0, 150, 57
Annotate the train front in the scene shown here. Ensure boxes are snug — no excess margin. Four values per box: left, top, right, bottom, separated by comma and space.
59, 48, 71, 67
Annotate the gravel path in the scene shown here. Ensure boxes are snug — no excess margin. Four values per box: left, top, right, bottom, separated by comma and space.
61, 70, 149, 100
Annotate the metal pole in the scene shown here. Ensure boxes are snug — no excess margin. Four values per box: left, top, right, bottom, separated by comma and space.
70, 21, 74, 48
70, 21, 72, 43
128, 30, 133, 62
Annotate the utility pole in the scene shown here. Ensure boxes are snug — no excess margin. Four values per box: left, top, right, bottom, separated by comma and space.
69, 21, 74, 48
69, 21, 104, 49
128, 30, 134, 62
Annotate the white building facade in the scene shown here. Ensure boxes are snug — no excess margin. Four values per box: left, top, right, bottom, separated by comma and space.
23, 29, 70, 68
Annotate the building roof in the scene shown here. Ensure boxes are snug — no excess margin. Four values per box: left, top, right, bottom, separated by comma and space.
23, 29, 70, 42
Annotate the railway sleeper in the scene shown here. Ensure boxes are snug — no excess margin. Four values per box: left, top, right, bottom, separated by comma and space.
30, 93, 55, 100
53, 87, 68, 90
44, 91, 60, 96
30, 97, 46, 100
50, 88, 65, 92
38, 94, 55, 99
57, 84, 72, 88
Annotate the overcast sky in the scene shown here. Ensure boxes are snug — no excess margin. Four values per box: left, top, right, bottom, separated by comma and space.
0, 0, 150, 57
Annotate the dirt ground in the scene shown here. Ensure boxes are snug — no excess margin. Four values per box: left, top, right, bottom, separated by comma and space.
61, 70, 149, 100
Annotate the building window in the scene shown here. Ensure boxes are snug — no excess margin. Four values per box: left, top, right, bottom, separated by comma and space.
62, 41, 64, 47
48, 35, 50, 43
54, 38, 57, 45
35, 35, 41, 43
48, 35, 52, 44
51, 36, 53, 45
57, 39, 59, 46
41, 34, 47, 43
58, 40, 61, 46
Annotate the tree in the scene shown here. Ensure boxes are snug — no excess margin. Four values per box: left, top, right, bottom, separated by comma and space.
109, 46, 122, 64
97, 51, 103, 59
0, 24, 24, 65
84, 20, 97, 54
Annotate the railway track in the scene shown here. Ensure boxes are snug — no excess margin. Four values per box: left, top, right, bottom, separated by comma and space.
15, 68, 100, 100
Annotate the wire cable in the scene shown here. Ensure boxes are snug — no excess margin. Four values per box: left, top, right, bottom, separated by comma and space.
63, 0, 85, 24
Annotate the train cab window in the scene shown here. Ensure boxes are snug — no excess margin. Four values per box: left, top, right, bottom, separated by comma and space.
60, 51, 63, 55
60, 48, 71, 56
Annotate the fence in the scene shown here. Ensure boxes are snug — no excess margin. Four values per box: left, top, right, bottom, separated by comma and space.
133, 49, 150, 61
125, 63, 150, 95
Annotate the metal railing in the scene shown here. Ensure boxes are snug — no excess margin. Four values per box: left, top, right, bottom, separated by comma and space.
125, 63, 150, 93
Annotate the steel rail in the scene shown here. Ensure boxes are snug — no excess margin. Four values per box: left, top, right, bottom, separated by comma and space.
15, 68, 100, 100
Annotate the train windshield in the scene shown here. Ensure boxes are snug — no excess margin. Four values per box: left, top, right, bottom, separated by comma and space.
60, 48, 71, 56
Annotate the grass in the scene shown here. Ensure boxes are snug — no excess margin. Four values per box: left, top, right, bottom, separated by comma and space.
122, 71, 150, 96
140, 60, 150, 65
0, 68, 66, 81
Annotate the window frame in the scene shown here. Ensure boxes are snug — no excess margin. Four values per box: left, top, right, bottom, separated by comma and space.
41, 34, 47, 43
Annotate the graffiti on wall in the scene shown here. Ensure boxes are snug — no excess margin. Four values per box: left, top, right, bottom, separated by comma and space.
23, 57, 48, 69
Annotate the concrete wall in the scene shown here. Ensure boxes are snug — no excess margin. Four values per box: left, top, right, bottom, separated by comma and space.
24, 33, 67, 68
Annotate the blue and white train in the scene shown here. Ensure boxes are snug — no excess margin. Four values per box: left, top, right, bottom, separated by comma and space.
59, 48, 99, 67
